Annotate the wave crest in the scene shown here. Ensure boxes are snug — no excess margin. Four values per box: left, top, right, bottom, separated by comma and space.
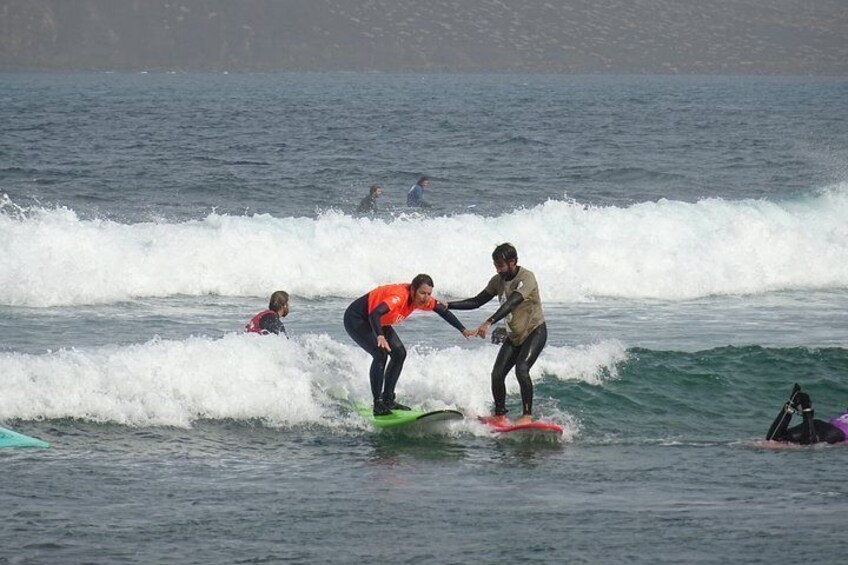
0, 333, 625, 427
2, 187, 847, 306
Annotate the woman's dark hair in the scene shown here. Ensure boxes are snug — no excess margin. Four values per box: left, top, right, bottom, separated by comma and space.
269, 290, 290, 312
492, 243, 518, 263
411, 274, 434, 290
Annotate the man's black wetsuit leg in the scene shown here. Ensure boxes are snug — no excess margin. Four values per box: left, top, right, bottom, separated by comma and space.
490, 323, 547, 416
766, 384, 801, 441
767, 390, 819, 444
513, 323, 547, 416
794, 392, 818, 445
491, 341, 519, 415
766, 385, 847, 445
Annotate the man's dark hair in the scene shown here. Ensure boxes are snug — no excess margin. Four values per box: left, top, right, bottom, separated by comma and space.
369, 184, 381, 195
492, 243, 518, 263
411, 273, 434, 290
418, 175, 429, 183
269, 290, 290, 312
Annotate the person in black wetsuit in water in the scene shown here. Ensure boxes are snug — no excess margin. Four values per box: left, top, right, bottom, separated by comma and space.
766, 383, 847, 444
356, 184, 382, 214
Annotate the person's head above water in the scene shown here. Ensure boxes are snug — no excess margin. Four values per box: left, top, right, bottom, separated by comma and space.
269, 290, 290, 316
417, 175, 430, 186
369, 184, 382, 196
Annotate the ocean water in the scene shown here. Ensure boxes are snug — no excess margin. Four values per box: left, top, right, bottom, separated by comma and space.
2, 73, 848, 564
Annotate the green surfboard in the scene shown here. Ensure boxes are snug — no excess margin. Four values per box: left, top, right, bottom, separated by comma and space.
0, 426, 50, 449
354, 403, 463, 429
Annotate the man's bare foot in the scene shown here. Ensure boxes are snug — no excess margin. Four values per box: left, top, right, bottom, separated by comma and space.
487, 415, 509, 426
514, 415, 533, 425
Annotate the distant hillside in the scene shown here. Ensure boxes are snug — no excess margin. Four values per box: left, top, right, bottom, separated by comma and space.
1, 0, 846, 73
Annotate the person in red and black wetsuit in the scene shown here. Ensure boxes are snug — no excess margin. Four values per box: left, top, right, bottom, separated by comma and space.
245, 290, 290, 337
344, 274, 476, 416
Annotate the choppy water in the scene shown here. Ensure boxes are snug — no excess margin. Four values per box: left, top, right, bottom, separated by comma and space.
2, 73, 848, 564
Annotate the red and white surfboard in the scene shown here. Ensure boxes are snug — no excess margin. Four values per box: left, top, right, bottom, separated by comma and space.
478, 416, 563, 438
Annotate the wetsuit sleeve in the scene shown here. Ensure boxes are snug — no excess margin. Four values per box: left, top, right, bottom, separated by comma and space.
433, 303, 467, 332
446, 289, 495, 310
369, 303, 390, 336
259, 313, 288, 338
486, 291, 524, 324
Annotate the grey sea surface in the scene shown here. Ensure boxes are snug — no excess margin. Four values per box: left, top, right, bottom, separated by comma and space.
2, 73, 848, 564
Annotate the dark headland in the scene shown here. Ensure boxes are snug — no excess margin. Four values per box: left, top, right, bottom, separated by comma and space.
1, 0, 846, 73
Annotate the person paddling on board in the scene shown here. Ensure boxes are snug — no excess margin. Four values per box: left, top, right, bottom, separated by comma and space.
765, 383, 847, 445
344, 274, 476, 416
245, 290, 290, 338
446, 243, 546, 426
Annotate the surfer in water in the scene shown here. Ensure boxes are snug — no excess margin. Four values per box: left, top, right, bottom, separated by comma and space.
245, 290, 290, 337
446, 243, 546, 426
344, 274, 476, 416
766, 383, 847, 444
406, 175, 431, 208
356, 184, 382, 214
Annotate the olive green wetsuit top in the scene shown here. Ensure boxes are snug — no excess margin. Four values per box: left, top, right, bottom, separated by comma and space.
484, 267, 545, 346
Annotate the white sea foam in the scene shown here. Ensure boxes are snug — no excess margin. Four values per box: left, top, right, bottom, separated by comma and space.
0, 332, 623, 428
2, 186, 847, 307
537, 339, 628, 386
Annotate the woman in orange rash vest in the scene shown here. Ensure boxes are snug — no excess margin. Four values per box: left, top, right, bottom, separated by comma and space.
343, 274, 476, 416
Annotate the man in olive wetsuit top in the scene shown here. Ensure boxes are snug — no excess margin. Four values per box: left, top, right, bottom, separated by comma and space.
447, 243, 546, 425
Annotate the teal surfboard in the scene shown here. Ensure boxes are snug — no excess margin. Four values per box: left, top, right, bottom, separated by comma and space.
0, 426, 50, 449
354, 404, 463, 429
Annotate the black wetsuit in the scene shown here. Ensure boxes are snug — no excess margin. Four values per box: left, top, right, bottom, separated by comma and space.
449, 289, 547, 416
258, 312, 287, 337
356, 194, 378, 213
343, 294, 466, 401
766, 387, 846, 445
